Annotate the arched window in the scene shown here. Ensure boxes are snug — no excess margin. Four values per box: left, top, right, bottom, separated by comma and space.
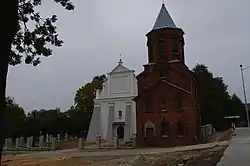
158, 39, 165, 56
118, 110, 122, 119
144, 120, 155, 138
160, 98, 167, 111
147, 40, 153, 63
177, 121, 184, 136
171, 38, 179, 60
161, 117, 168, 136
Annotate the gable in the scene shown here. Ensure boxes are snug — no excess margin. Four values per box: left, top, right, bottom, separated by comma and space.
110, 64, 131, 74
133, 79, 191, 101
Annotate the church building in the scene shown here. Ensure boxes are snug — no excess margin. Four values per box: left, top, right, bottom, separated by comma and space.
87, 59, 137, 143
133, 4, 201, 147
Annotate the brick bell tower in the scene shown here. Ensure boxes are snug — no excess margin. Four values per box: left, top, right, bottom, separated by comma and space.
133, 3, 201, 147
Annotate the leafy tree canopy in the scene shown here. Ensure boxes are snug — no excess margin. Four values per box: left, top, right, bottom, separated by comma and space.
193, 64, 247, 129
10, 0, 74, 66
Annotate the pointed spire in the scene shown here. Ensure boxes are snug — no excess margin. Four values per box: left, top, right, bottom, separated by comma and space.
118, 54, 123, 65
153, 3, 177, 30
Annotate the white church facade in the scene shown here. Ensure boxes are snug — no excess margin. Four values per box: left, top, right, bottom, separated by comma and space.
86, 60, 137, 142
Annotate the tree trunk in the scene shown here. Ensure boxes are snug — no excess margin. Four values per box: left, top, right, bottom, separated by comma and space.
0, 0, 19, 163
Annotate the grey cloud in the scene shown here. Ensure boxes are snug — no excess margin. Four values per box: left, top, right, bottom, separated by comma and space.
7, 0, 250, 111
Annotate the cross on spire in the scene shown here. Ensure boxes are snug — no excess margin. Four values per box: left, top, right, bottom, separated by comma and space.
118, 54, 123, 65
162, 0, 165, 5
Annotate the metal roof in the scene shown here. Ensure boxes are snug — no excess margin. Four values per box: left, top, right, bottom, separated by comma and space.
153, 4, 177, 30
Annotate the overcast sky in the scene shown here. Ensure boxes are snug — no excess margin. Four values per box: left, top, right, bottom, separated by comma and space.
6, 0, 250, 111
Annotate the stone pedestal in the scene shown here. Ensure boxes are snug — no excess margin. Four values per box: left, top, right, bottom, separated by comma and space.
113, 136, 118, 149
78, 138, 85, 150
15, 138, 20, 149
51, 137, 57, 150
96, 135, 101, 149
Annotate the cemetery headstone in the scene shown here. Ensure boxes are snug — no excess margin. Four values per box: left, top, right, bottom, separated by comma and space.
57, 134, 60, 143
8, 138, 12, 147
4, 138, 8, 148
39, 135, 44, 150
20, 137, 24, 146
26, 137, 31, 149
51, 137, 57, 150
46, 134, 49, 143
16, 138, 20, 149
78, 138, 85, 150
30, 136, 34, 147
49, 134, 52, 142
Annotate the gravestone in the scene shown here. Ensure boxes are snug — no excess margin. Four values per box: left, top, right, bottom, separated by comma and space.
57, 134, 60, 143
26, 137, 31, 149
30, 136, 34, 147
20, 137, 24, 146
4, 138, 8, 147
16, 138, 20, 149
49, 134, 52, 142
46, 134, 49, 143
39, 135, 44, 149
51, 137, 57, 150
8, 138, 12, 147
78, 138, 85, 150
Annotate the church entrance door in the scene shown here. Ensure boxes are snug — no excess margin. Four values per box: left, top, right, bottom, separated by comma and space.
117, 126, 124, 139
146, 128, 154, 140
146, 127, 155, 146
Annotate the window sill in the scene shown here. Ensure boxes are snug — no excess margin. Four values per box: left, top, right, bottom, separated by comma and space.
161, 135, 169, 138
177, 135, 184, 138
168, 60, 181, 63
161, 109, 167, 112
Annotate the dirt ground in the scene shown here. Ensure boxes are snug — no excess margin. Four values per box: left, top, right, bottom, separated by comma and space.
2, 145, 227, 166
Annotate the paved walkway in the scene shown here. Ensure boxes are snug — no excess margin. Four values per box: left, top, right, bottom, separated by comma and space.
217, 127, 250, 166
22, 141, 228, 158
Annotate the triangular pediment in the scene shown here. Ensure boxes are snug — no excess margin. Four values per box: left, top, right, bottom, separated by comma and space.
133, 80, 191, 101
110, 64, 131, 74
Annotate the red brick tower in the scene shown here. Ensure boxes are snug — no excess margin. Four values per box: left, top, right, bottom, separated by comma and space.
133, 3, 201, 147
